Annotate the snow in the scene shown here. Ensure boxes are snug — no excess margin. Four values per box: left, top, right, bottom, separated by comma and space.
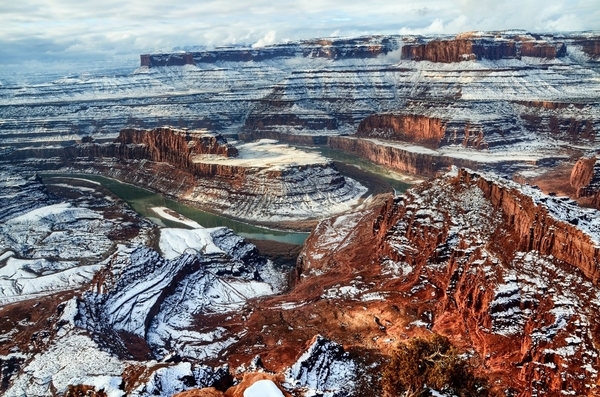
244, 380, 285, 397
0, 257, 102, 304
195, 139, 329, 170
4, 331, 125, 397
131, 362, 194, 397
151, 206, 203, 228
286, 336, 357, 397
72, 376, 125, 397
159, 227, 226, 259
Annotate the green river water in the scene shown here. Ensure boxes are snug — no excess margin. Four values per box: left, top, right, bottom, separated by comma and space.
45, 174, 310, 245
44, 148, 411, 246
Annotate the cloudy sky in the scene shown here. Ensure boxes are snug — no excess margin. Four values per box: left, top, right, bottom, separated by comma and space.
1, 0, 599, 69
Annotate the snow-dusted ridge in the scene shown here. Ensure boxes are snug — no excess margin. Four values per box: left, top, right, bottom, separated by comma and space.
1, 31, 599, 151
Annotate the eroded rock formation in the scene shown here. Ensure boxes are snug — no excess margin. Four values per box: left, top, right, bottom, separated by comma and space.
328, 136, 478, 176
570, 156, 600, 206
141, 36, 400, 67
401, 33, 566, 62
293, 168, 600, 395
8, 127, 367, 226
356, 112, 504, 149
356, 114, 447, 148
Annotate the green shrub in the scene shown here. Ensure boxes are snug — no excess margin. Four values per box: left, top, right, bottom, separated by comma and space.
381, 334, 497, 397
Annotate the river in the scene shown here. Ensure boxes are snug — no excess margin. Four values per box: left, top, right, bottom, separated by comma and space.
42, 149, 412, 246
43, 173, 310, 246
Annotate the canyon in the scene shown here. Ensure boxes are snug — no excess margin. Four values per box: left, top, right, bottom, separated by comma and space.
3, 167, 600, 396
1, 29, 600, 397
6, 127, 367, 228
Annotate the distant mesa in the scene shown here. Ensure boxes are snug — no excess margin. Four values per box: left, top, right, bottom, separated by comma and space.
139, 31, 600, 68
140, 36, 400, 67
400, 32, 568, 62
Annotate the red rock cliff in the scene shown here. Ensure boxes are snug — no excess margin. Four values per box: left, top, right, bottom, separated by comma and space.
372, 169, 600, 394
356, 114, 446, 148
459, 169, 600, 282
401, 38, 516, 62
116, 127, 237, 162
401, 37, 566, 62
327, 136, 479, 177
356, 113, 491, 149
570, 156, 600, 207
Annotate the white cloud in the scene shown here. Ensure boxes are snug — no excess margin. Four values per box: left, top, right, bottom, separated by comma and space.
252, 31, 277, 48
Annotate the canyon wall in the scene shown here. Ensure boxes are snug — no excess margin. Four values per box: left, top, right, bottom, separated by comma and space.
401, 36, 566, 62
328, 136, 478, 176
141, 36, 400, 67
459, 169, 600, 282
570, 156, 600, 207
367, 169, 600, 394
115, 127, 238, 161
4, 32, 599, 151
8, 127, 367, 226
356, 114, 447, 148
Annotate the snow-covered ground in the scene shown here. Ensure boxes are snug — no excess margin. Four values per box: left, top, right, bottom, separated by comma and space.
194, 139, 329, 170
0, 172, 153, 304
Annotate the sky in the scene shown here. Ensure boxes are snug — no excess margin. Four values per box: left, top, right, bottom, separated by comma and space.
1, 0, 599, 70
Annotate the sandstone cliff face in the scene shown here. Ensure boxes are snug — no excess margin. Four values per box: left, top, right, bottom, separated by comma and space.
570, 157, 600, 207
401, 35, 566, 62
570, 156, 596, 192
520, 41, 567, 58
356, 113, 496, 149
356, 114, 447, 148
457, 169, 600, 282
328, 136, 478, 177
401, 38, 515, 62
115, 127, 238, 163
375, 170, 600, 394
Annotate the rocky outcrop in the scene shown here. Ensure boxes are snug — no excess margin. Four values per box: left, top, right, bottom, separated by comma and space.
328, 136, 478, 176
356, 112, 507, 149
569, 36, 600, 59
520, 41, 567, 58
284, 335, 357, 397
570, 156, 597, 192
363, 170, 600, 395
570, 156, 600, 207
116, 127, 238, 159
8, 128, 367, 225
401, 38, 516, 62
356, 114, 447, 148
458, 169, 600, 282
267, 168, 599, 396
401, 33, 566, 62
